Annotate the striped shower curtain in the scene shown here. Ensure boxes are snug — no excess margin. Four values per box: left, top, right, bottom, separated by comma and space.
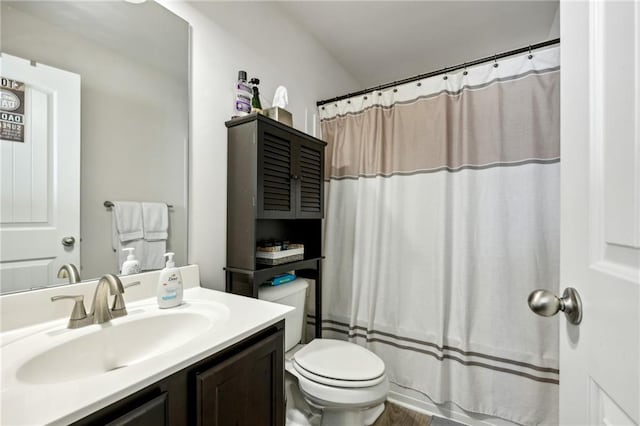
317, 47, 560, 425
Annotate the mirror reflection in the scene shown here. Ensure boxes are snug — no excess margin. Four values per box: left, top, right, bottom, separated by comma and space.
0, 1, 189, 294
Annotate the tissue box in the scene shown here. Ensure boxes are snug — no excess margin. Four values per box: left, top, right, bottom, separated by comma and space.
264, 107, 293, 127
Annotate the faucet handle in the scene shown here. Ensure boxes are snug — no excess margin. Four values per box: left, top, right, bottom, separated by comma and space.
124, 281, 141, 290
51, 295, 88, 328
111, 281, 141, 316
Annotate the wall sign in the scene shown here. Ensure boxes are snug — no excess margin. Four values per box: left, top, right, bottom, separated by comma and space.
1, 77, 25, 143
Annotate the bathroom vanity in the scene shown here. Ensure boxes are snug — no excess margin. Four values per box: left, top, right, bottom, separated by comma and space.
0, 266, 291, 425
74, 320, 284, 425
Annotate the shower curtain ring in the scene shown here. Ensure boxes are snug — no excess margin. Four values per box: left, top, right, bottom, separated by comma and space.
528, 45, 533, 60
463, 63, 468, 76
493, 55, 499, 68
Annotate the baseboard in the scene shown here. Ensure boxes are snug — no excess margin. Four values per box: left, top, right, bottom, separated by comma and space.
387, 390, 519, 426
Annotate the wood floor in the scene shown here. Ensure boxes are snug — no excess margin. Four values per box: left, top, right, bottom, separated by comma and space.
373, 402, 432, 426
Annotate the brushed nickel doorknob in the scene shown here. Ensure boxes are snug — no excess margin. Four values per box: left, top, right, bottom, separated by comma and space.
61, 236, 76, 247
528, 287, 583, 325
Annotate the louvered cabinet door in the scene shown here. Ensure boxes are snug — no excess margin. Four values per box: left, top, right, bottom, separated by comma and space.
295, 138, 324, 219
257, 124, 295, 219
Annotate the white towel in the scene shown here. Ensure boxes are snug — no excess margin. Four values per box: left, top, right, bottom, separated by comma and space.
115, 240, 165, 272
111, 201, 143, 245
111, 201, 167, 272
142, 202, 168, 241
142, 241, 166, 270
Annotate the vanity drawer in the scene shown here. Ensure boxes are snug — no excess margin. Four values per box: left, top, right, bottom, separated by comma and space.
106, 392, 168, 426
74, 389, 170, 426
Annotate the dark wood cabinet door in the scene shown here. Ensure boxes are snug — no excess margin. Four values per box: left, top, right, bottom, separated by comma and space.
258, 123, 295, 219
295, 137, 324, 219
105, 393, 168, 426
196, 331, 284, 426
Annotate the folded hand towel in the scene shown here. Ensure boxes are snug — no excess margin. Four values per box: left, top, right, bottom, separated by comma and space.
112, 201, 143, 243
115, 237, 166, 272
142, 240, 166, 270
142, 202, 168, 241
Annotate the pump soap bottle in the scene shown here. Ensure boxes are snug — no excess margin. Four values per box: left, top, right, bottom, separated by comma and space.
121, 248, 140, 275
157, 252, 184, 309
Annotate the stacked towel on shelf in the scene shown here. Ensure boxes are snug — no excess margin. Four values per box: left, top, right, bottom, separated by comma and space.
111, 201, 169, 271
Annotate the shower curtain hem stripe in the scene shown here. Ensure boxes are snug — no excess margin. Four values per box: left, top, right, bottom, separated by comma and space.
321, 327, 559, 385
325, 158, 561, 181
310, 317, 559, 374
323, 327, 559, 385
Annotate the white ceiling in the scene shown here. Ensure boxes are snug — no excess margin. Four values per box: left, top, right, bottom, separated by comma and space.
277, 1, 559, 90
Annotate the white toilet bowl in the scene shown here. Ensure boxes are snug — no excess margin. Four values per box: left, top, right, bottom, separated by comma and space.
286, 339, 388, 425
259, 280, 388, 426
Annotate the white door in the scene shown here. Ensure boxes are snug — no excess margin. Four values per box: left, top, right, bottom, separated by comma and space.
0, 54, 80, 293
559, 1, 640, 424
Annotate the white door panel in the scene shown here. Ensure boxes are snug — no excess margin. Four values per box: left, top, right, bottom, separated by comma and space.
0, 258, 54, 294
0, 54, 80, 292
560, 1, 640, 424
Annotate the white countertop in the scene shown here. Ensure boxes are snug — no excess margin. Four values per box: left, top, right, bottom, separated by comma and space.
1, 285, 292, 425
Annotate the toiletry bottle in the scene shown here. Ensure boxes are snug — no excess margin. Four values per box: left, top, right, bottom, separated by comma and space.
250, 78, 262, 113
121, 248, 140, 275
234, 70, 252, 118
157, 252, 184, 308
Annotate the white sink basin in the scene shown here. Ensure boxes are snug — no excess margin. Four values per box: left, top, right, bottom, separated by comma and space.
0, 286, 292, 426
7, 301, 229, 385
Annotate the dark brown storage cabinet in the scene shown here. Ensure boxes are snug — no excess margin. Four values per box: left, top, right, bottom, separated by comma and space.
73, 322, 284, 426
225, 114, 325, 338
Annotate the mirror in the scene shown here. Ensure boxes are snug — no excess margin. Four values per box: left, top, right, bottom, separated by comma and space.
0, 1, 189, 294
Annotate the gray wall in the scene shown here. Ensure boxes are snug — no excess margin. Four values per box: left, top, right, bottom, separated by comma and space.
2, 4, 189, 280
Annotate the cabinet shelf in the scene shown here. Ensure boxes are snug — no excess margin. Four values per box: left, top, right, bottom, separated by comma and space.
225, 256, 323, 279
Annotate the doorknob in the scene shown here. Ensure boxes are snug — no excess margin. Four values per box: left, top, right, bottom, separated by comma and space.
528, 287, 583, 325
61, 236, 76, 247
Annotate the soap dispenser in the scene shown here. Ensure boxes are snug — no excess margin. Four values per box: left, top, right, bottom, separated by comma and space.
121, 248, 140, 275
157, 252, 183, 309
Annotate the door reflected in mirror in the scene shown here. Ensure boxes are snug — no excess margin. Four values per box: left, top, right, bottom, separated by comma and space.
0, 1, 189, 294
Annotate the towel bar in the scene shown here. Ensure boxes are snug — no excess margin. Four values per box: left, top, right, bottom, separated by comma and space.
104, 201, 174, 209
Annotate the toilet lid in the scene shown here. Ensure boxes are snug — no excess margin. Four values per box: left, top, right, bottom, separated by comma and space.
293, 339, 385, 382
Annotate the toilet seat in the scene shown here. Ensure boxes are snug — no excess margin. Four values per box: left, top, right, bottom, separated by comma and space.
293, 361, 386, 388
292, 339, 385, 388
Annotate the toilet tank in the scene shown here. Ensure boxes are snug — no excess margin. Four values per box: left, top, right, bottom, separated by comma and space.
258, 278, 309, 351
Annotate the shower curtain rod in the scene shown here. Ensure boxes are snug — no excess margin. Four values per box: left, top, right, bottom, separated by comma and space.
316, 38, 560, 107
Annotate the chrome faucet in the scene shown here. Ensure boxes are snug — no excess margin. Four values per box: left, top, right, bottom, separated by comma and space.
57, 264, 81, 283
51, 274, 140, 328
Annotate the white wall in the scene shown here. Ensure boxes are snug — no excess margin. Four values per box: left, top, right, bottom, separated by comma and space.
158, 1, 360, 290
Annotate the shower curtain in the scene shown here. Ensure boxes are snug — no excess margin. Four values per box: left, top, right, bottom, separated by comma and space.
316, 47, 560, 425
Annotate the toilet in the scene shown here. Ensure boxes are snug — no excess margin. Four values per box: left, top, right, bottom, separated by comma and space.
259, 278, 388, 426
